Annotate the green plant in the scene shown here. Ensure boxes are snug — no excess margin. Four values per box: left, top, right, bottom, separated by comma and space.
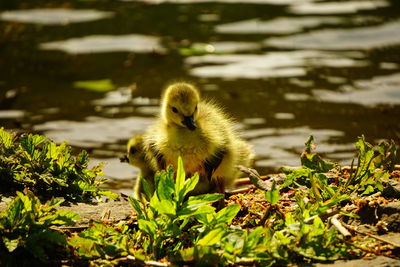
344, 135, 398, 195
68, 222, 135, 260
0, 191, 80, 263
281, 136, 339, 202
68, 157, 244, 265
0, 128, 118, 201
1, 134, 394, 266
283, 135, 398, 198
129, 157, 231, 259
301, 136, 335, 173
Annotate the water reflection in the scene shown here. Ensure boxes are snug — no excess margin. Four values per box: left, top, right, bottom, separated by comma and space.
266, 20, 400, 50
290, 1, 388, 14
1, 0, 399, 195
0, 9, 113, 25
188, 42, 261, 53
216, 17, 342, 35
89, 157, 136, 195
244, 127, 354, 169
122, 0, 311, 5
0, 110, 25, 119
92, 87, 133, 106
33, 116, 148, 189
313, 73, 400, 106
40, 34, 165, 54
34, 116, 154, 148
186, 51, 368, 79
91, 157, 137, 179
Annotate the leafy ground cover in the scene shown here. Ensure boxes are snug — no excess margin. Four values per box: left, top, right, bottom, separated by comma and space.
0, 129, 399, 266
0, 128, 118, 201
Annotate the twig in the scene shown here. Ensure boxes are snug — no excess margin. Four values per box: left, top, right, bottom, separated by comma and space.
342, 164, 400, 171
144, 260, 169, 267
101, 208, 111, 221
330, 214, 351, 238
341, 238, 400, 260
237, 166, 285, 191
259, 205, 272, 226
237, 166, 271, 191
342, 223, 400, 248
236, 175, 269, 186
57, 226, 89, 232
233, 258, 256, 266
304, 209, 339, 224
227, 186, 254, 195
108, 255, 170, 266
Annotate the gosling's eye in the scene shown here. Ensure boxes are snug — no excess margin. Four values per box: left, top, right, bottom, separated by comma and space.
172, 107, 178, 113
129, 146, 136, 154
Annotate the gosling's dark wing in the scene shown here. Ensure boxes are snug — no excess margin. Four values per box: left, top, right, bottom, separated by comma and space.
204, 147, 226, 179
148, 142, 166, 170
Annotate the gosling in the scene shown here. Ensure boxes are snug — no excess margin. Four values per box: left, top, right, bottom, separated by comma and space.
143, 82, 254, 195
126, 134, 156, 200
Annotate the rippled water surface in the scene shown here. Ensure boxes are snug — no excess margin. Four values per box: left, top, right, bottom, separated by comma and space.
1, 0, 399, 194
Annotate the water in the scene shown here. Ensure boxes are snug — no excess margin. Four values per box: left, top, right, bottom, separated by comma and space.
1, 0, 399, 195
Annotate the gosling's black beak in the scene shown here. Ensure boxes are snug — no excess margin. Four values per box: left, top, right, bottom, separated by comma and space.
120, 154, 129, 163
182, 115, 197, 131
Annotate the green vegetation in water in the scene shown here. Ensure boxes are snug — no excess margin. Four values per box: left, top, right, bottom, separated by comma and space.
73, 79, 116, 93
0, 128, 118, 201
0, 129, 398, 266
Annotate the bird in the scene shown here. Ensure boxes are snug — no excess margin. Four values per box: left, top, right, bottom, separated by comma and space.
125, 134, 156, 200
143, 82, 254, 195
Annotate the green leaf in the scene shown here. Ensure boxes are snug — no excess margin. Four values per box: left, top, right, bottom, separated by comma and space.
40, 210, 80, 225
0, 128, 110, 202
177, 202, 216, 217
361, 185, 375, 196
320, 194, 350, 210
3, 195, 24, 226
20, 134, 46, 157
177, 193, 222, 217
197, 227, 226, 246
157, 200, 176, 216
0, 127, 14, 149
285, 212, 296, 226
138, 219, 157, 237
281, 167, 312, 188
142, 177, 154, 200
265, 181, 280, 205
245, 227, 268, 250
187, 193, 224, 203
301, 136, 335, 172
2, 236, 20, 252
157, 171, 175, 201
181, 173, 199, 199
175, 156, 185, 202
98, 190, 119, 200
196, 213, 215, 225
313, 216, 325, 229
129, 196, 145, 219
215, 204, 240, 224
73, 79, 115, 92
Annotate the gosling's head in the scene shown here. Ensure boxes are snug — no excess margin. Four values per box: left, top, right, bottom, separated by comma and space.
161, 82, 200, 131
126, 134, 147, 168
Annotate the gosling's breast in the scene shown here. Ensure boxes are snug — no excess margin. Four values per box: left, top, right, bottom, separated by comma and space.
162, 128, 210, 175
